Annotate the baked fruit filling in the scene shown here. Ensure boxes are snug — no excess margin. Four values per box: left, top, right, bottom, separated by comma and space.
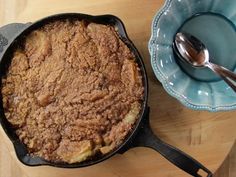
1, 19, 144, 163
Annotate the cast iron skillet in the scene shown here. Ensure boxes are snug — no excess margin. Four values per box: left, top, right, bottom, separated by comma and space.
0, 13, 212, 177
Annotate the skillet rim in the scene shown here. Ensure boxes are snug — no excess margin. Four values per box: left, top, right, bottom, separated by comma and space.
0, 13, 148, 168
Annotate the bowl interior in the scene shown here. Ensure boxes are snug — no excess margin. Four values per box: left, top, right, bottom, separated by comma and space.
178, 12, 236, 82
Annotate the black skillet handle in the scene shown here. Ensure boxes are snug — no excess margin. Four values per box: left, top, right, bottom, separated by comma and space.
0, 23, 31, 59
127, 108, 213, 177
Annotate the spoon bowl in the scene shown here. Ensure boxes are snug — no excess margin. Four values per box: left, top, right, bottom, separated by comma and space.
174, 33, 209, 68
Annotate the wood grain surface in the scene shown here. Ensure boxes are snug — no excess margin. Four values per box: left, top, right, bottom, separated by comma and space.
0, 0, 235, 177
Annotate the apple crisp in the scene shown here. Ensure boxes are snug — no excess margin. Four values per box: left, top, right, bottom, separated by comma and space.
1, 20, 144, 163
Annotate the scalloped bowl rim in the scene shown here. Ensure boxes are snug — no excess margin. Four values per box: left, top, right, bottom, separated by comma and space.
148, 0, 236, 112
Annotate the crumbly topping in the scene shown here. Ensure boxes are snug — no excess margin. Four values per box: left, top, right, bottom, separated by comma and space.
1, 20, 144, 163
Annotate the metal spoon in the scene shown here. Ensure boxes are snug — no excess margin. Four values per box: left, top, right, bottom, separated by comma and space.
173, 32, 236, 92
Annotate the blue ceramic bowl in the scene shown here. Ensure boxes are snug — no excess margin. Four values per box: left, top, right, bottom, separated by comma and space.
149, 0, 236, 111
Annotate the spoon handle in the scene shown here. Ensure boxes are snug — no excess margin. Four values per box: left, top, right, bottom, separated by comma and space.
207, 62, 236, 92
211, 63, 236, 80
221, 76, 236, 92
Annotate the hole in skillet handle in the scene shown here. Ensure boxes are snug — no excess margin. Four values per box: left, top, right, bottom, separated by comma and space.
121, 107, 213, 177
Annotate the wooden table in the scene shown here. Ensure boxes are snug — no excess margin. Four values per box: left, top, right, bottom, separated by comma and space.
0, 0, 235, 177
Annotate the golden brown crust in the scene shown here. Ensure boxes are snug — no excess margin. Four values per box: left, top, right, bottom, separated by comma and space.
1, 20, 144, 163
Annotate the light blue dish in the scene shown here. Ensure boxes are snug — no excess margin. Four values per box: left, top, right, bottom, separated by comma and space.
149, 0, 236, 111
